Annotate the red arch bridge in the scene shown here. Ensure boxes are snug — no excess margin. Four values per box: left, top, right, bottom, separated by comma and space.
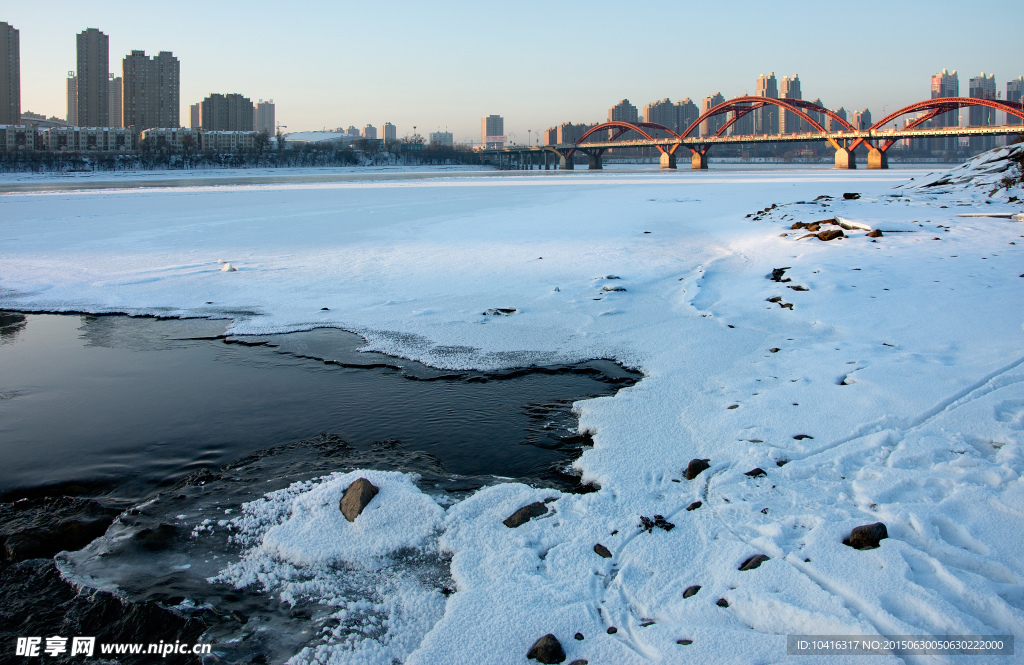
481, 96, 1024, 170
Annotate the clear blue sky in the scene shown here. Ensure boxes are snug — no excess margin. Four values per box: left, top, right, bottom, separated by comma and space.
5, 0, 1023, 142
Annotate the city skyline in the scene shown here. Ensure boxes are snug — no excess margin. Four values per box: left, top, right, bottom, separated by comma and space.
2, 0, 1023, 143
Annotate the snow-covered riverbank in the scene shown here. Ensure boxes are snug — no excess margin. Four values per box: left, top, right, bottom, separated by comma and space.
2, 155, 1022, 664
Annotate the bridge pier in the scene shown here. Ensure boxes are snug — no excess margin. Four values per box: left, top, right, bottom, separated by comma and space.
834, 148, 856, 169
544, 151, 550, 170
588, 152, 602, 170
691, 151, 708, 170
867, 147, 889, 170
659, 152, 677, 169
559, 153, 574, 170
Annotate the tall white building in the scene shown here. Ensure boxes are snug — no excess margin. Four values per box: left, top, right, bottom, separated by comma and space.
429, 130, 453, 147
254, 99, 275, 135
779, 75, 802, 134
108, 74, 121, 127
362, 124, 377, 139
481, 114, 503, 148
968, 73, 996, 151
380, 121, 396, 143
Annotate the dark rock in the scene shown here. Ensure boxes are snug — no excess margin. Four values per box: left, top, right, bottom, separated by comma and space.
843, 522, 888, 550
727, 404, 739, 409
770, 347, 780, 353
639, 515, 675, 533
640, 620, 655, 627
320, 307, 329, 311
788, 285, 809, 291
806, 223, 821, 232
574, 632, 584, 641
340, 478, 379, 522
818, 228, 845, 241
607, 626, 617, 634
504, 502, 549, 528
685, 458, 710, 480
483, 308, 518, 316
770, 267, 792, 281
677, 639, 694, 645
767, 296, 782, 303
792, 434, 813, 440
593, 543, 612, 559
776, 460, 789, 467
527, 634, 566, 664
717, 598, 729, 608
683, 585, 701, 598
780, 302, 794, 310
739, 554, 770, 570
790, 222, 806, 230
744, 468, 766, 478
866, 229, 883, 237
686, 501, 702, 511
843, 192, 861, 200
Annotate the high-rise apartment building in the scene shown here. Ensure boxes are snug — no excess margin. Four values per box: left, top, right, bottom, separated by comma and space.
968, 73, 996, 151
254, 100, 275, 135
481, 114, 503, 148
779, 75, 802, 134
700, 93, 725, 137
643, 98, 677, 132
346, 125, 359, 136
544, 127, 558, 145
1008, 77, 1024, 126
189, 103, 201, 128
675, 98, 699, 133
76, 28, 109, 127
0, 22, 20, 125
380, 122, 397, 143
200, 94, 253, 131
824, 106, 847, 132
429, 131, 453, 147
754, 72, 778, 135
930, 69, 959, 152
66, 74, 78, 125
555, 122, 597, 145
123, 50, 179, 131
608, 99, 638, 123
850, 109, 872, 130
108, 75, 122, 127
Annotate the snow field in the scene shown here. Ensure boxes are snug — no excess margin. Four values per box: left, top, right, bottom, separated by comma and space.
2, 159, 1023, 664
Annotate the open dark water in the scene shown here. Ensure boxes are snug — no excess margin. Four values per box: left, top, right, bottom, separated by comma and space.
0, 311, 639, 664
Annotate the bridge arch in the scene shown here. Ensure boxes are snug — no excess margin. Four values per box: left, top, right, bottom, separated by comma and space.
567, 121, 679, 157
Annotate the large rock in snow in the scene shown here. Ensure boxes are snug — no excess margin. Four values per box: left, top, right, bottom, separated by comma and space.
527, 634, 566, 663
339, 478, 379, 522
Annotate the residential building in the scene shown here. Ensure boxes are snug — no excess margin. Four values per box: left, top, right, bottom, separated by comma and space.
754, 72, 778, 135
139, 127, 200, 150
481, 114, 503, 148
805, 98, 825, 131
362, 124, 377, 139
608, 99, 638, 124
779, 75, 802, 134
200, 93, 253, 131
728, 102, 755, 136
930, 69, 959, 152
66, 75, 77, 125
108, 75, 121, 127
556, 122, 596, 145
42, 125, 132, 151
76, 28, 109, 127
254, 99, 275, 135
824, 106, 847, 132
700, 93, 725, 137
200, 130, 259, 153
346, 125, 359, 136
544, 127, 558, 145
643, 98, 677, 132
849, 109, 872, 130
189, 103, 201, 129
1008, 77, 1024, 126
429, 131, 453, 147
675, 98, 699, 134
968, 73, 996, 151
0, 22, 19, 125
380, 121, 396, 143
0, 125, 42, 150
123, 50, 179, 132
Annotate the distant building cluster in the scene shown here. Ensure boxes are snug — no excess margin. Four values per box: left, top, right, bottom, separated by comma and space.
0, 22, 279, 153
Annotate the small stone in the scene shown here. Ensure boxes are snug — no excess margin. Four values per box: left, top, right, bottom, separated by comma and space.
339, 478, 379, 522
818, 228, 845, 241
607, 626, 617, 634
744, 468, 766, 478
568, 660, 588, 665
776, 460, 789, 467
788, 285, 809, 291
727, 404, 739, 409
685, 458, 710, 480
574, 632, 584, 641
843, 522, 888, 550
504, 502, 548, 528
320, 307, 329, 311
739, 554, 770, 570
686, 501, 702, 511
843, 192, 861, 200
770, 347, 780, 353
677, 639, 693, 645
593, 543, 612, 559
716, 598, 729, 608
527, 634, 566, 664
793, 434, 813, 440
866, 229, 883, 237
683, 585, 701, 598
